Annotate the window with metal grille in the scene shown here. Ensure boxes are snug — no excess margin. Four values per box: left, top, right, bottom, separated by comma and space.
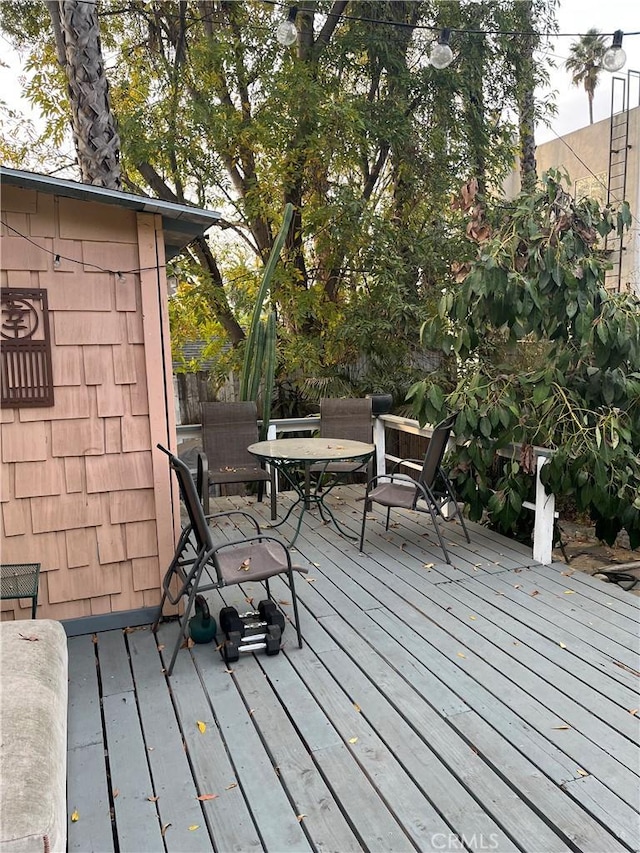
1, 288, 54, 407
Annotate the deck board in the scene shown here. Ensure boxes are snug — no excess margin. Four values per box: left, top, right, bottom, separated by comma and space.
67, 486, 639, 853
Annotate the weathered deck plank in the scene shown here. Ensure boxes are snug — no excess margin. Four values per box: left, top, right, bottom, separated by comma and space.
66, 486, 639, 853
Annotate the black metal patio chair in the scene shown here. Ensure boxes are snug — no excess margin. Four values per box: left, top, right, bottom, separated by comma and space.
310, 397, 374, 481
154, 444, 306, 676
359, 413, 470, 564
197, 401, 276, 519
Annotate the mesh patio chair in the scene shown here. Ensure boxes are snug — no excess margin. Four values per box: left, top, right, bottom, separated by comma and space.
197, 401, 276, 519
310, 397, 374, 481
154, 444, 306, 676
359, 413, 470, 564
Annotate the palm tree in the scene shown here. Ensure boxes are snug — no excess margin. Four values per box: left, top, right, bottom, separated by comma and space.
565, 29, 606, 126
47, 0, 121, 188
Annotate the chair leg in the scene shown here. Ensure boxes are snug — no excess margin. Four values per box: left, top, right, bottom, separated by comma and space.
257, 481, 265, 504
359, 492, 369, 551
427, 505, 452, 564
287, 570, 304, 649
385, 507, 391, 531
165, 583, 199, 677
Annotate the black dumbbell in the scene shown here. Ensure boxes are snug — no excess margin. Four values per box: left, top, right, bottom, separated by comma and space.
221, 625, 282, 664
219, 606, 245, 637
257, 600, 286, 633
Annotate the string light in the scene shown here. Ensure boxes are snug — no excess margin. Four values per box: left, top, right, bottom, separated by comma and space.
276, 5, 298, 46
429, 28, 454, 70
53, 254, 61, 269
603, 30, 626, 72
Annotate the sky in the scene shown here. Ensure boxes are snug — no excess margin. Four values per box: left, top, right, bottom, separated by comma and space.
1, 1, 639, 155
535, 0, 640, 143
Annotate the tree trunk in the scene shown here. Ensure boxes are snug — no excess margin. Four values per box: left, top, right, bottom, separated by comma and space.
517, 2, 537, 194
53, 0, 121, 189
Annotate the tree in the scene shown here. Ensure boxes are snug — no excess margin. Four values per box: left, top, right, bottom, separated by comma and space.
3, 1, 559, 408
408, 170, 639, 548
45, 0, 121, 188
565, 28, 606, 126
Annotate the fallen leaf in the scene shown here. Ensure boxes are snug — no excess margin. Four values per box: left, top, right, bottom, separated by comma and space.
305, 577, 316, 583
279, 599, 291, 606
148, 747, 155, 752
188, 825, 200, 831
612, 660, 640, 676
71, 810, 79, 822
530, 590, 540, 596
197, 794, 219, 801
514, 584, 521, 589
577, 768, 588, 776
225, 782, 238, 790
560, 570, 574, 577
19, 633, 39, 641
457, 652, 466, 659
161, 823, 171, 837
249, 708, 256, 716
297, 814, 307, 822
197, 721, 207, 734
156, 644, 165, 651
112, 788, 119, 799
348, 736, 358, 744
563, 590, 576, 595
238, 558, 251, 572
423, 563, 435, 569
469, 615, 477, 621
552, 725, 570, 730
224, 668, 234, 674
353, 703, 361, 713
629, 709, 638, 716
147, 796, 159, 802
559, 642, 567, 649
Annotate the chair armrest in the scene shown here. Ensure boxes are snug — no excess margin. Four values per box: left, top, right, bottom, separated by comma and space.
197, 451, 209, 514
205, 509, 261, 534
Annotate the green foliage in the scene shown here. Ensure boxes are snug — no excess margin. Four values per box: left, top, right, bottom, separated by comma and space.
240, 204, 294, 438
3, 0, 559, 408
408, 170, 640, 549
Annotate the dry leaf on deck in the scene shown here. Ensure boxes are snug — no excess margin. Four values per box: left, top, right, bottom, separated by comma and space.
577, 769, 589, 776
559, 642, 567, 649
112, 788, 119, 799
197, 721, 207, 734
353, 703, 361, 712
457, 652, 466, 659
197, 794, 218, 801
297, 814, 307, 822
161, 823, 171, 837
147, 796, 159, 802
188, 825, 200, 831
629, 708, 638, 716
552, 725, 570, 730
348, 736, 358, 744
71, 810, 79, 822
563, 590, 576, 595
225, 782, 238, 790
423, 563, 434, 569
305, 577, 316, 583
530, 590, 540, 596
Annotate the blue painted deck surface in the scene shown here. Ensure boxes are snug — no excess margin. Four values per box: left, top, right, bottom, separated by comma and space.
67, 486, 639, 853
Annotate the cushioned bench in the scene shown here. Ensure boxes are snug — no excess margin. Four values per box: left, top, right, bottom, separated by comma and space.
0, 620, 68, 853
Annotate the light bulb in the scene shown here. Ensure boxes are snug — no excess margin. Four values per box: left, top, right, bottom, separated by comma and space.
430, 28, 454, 70
276, 7, 298, 47
602, 30, 626, 72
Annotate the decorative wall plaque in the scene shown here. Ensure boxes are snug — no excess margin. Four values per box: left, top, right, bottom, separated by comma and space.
1, 288, 54, 407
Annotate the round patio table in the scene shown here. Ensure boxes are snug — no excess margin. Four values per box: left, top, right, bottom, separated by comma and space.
248, 437, 375, 545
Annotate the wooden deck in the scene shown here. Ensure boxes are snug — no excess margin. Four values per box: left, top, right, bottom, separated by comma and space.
67, 486, 640, 853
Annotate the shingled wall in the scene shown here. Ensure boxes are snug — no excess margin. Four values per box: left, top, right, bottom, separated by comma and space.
1, 183, 177, 621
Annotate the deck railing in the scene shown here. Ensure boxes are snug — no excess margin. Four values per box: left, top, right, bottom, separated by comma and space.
176, 413, 556, 564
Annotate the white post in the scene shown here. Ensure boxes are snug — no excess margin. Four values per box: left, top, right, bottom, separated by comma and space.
373, 417, 386, 479
266, 423, 277, 495
533, 455, 555, 565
